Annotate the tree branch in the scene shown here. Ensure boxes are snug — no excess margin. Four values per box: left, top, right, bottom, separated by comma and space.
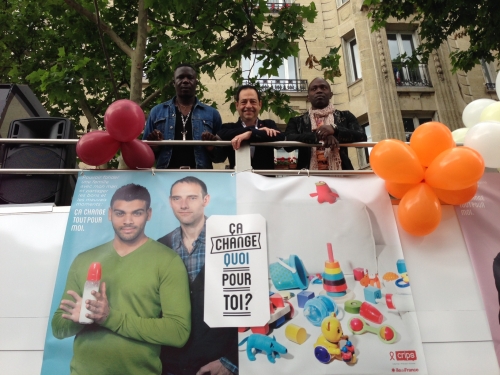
63, 0, 134, 58
79, 96, 99, 131
140, 29, 255, 109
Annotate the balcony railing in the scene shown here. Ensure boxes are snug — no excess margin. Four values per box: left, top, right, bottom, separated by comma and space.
392, 63, 432, 87
266, 1, 296, 12
242, 78, 308, 92
486, 82, 496, 91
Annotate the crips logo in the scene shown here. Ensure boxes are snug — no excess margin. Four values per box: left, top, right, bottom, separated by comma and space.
390, 351, 417, 361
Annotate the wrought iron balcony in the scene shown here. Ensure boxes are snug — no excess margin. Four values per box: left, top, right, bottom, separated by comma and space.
242, 78, 308, 92
266, 2, 297, 12
486, 82, 496, 91
392, 63, 432, 87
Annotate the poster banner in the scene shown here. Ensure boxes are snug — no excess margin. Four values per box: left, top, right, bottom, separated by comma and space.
40, 171, 236, 375
236, 173, 427, 375
454, 173, 500, 366
205, 214, 270, 327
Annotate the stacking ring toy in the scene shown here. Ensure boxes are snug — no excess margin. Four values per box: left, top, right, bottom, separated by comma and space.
344, 300, 362, 314
348, 317, 397, 344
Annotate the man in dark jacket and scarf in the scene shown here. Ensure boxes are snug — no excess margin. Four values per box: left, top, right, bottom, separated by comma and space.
285, 77, 367, 170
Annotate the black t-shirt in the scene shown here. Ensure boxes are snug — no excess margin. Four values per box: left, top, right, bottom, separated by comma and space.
168, 107, 196, 169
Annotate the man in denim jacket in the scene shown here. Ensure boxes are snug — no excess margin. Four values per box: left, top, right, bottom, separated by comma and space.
143, 64, 224, 169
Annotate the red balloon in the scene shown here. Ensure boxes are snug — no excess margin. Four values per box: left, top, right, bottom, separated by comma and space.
104, 99, 145, 142
121, 139, 155, 170
76, 131, 120, 166
370, 139, 425, 184
398, 183, 442, 236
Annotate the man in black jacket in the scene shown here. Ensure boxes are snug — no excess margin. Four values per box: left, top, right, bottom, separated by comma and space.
158, 176, 238, 375
285, 77, 367, 170
217, 85, 285, 170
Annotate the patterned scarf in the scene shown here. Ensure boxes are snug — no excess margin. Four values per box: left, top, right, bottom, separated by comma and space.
308, 104, 342, 170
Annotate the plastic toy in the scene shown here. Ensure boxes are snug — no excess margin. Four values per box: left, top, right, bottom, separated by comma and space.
239, 334, 288, 363
309, 181, 340, 204
314, 313, 357, 364
270, 293, 285, 308
353, 268, 364, 281
341, 341, 356, 363
269, 255, 309, 290
344, 300, 362, 314
285, 323, 308, 344
397, 259, 407, 274
297, 291, 315, 308
322, 243, 347, 297
385, 293, 415, 312
359, 302, 384, 324
382, 272, 399, 281
348, 317, 397, 344
359, 270, 381, 289
303, 295, 338, 326
240, 295, 294, 334
363, 286, 382, 304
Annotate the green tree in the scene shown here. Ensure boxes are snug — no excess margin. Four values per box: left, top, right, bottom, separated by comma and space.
364, 0, 500, 73
1, 0, 339, 132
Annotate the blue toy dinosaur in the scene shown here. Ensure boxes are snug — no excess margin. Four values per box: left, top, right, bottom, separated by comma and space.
238, 334, 288, 363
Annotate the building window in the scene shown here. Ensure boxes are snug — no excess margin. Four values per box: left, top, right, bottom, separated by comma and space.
387, 32, 431, 87
267, 0, 295, 12
481, 59, 496, 91
344, 37, 362, 84
336, 0, 349, 7
403, 116, 433, 142
357, 124, 371, 169
241, 51, 307, 92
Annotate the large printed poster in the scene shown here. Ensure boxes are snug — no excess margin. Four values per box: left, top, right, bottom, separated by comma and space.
236, 173, 427, 375
42, 171, 427, 375
454, 173, 500, 366
41, 171, 237, 375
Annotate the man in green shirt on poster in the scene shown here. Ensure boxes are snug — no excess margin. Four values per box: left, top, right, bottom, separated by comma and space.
52, 183, 191, 375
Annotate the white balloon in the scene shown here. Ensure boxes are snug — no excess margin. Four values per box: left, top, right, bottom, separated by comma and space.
464, 121, 500, 168
480, 102, 500, 123
496, 72, 500, 98
462, 99, 496, 128
451, 128, 469, 143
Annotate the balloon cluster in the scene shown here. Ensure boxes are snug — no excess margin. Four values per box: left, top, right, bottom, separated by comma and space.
454, 74, 500, 168
76, 100, 155, 169
371, 122, 484, 236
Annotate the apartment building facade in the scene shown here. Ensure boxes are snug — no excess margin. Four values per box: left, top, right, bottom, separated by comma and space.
203, 0, 499, 169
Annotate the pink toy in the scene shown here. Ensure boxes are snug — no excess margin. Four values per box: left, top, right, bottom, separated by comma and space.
310, 181, 340, 204
359, 302, 384, 324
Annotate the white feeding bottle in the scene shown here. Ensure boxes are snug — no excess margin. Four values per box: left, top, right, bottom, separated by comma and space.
79, 262, 102, 324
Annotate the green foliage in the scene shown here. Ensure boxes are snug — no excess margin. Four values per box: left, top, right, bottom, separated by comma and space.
364, 0, 500, 72
0, 0, 337, 134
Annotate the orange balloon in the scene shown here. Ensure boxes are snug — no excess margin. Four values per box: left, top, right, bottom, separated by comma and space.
410, 122, 455, 167
385, 181, 419, 199
398, 183, 442, 236
425, 147, 485, 190
370, 139, 425, 184
432, 183, 478, 205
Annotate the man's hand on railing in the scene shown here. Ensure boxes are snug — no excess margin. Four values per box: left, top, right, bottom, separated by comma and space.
146, 129, 164, 141
201, 131, 221, 152
323, 134, 339, 150
258, 127, 280, 137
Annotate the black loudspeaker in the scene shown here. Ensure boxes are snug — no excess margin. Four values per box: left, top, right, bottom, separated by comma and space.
0, 117, 77, 206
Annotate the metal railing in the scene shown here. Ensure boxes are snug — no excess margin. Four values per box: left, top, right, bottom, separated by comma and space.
392, 63, 432, 87
0, 139, 374, 176
242, 78, 308, 92
266, 1, 296, 12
